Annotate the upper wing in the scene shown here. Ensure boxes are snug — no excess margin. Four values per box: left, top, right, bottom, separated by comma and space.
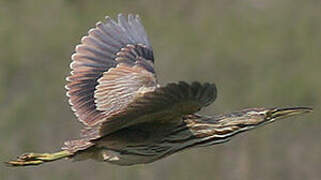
82, 82, 217, 139
66, 14, 156, 127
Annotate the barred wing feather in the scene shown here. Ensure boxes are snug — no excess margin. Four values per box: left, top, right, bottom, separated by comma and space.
66, 14, 156, 127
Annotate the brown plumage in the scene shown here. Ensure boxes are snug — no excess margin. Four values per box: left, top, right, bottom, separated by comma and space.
6, 14, 312, 167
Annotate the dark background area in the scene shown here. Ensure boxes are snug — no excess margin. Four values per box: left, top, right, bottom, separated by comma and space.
0, 0, 320, 179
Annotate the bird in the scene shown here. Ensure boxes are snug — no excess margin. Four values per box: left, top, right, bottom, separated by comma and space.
7, 14, 312, 167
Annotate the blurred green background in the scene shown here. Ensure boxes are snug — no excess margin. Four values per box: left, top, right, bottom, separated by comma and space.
0, 0, 320, 179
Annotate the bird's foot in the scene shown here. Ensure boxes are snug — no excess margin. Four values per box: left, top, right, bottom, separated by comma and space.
5, 151, 73, 167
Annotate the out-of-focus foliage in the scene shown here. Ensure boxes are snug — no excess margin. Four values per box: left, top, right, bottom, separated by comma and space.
0, 0, 320, 179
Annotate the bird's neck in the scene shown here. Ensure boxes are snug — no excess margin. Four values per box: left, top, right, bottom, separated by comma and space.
163, 112, 266, 151
186, 112, 265, 136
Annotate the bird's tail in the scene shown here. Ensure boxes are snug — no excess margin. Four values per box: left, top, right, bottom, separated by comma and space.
5, 150, 73, 167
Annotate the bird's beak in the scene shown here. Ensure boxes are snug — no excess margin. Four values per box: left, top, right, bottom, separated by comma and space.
267, 106, 313, 120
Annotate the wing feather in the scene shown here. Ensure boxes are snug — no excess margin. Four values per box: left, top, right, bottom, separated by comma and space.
94, 64, 157, 111
66, 14, 155, 127
81, 82, 217, 139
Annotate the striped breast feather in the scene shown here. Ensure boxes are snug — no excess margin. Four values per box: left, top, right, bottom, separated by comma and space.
65, 14, 156, 127
81, 81, 217, 139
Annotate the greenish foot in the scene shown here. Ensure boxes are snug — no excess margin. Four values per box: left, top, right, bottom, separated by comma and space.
5, 150, 73, 167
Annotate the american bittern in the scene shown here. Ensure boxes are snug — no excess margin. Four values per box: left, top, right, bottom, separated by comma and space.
7, 14, 312, 167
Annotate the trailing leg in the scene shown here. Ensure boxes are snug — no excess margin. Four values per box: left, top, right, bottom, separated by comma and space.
6, 150, 73, 167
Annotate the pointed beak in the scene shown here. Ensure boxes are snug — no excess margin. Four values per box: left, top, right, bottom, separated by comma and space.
268, 106, 313, 120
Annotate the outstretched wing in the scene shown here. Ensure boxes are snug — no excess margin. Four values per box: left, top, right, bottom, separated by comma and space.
66, 14, 156, 127
66, 14, 218, 141
82, 82, 217, 139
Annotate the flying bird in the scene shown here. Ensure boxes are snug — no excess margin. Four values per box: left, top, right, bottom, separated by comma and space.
7, 14, 312, 166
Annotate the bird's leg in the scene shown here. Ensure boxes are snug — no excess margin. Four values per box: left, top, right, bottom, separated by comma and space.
6, 150, 73, 167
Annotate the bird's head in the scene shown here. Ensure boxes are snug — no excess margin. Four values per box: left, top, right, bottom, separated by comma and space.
235, 106, 313, 126
184, 106, 312, 147
210, 107, 313, 130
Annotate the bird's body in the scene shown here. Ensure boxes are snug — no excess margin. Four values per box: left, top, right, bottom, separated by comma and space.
7, 14, 312, 167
